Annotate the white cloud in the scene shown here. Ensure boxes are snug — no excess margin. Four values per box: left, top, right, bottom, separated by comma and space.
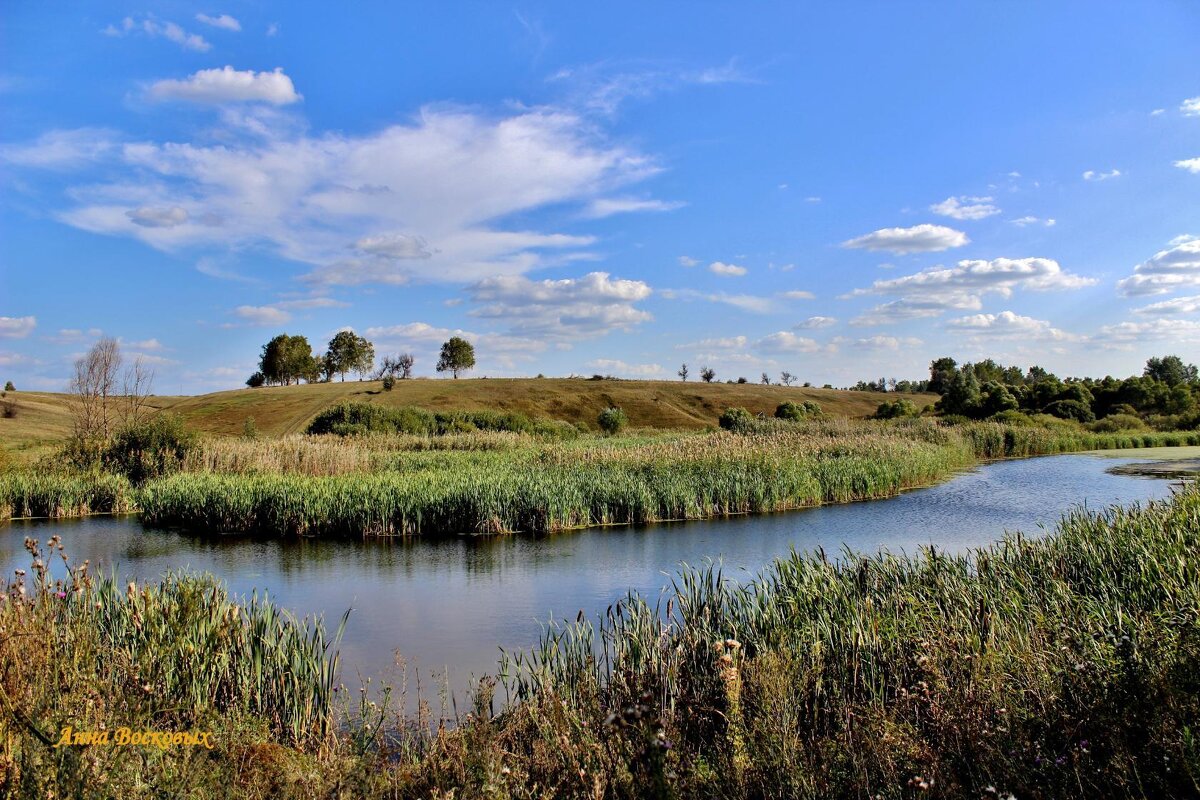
661, 289, 776, 314
354, 233, 432, 260
709, 261, 747, 277
583, 197, 684, 218
195, 13, 241, 31
0, 352, 32, 367
120, 337, 165, 351
364, 321, 545, 370
794, 316, 836, 329
779, 290, 814, 300
0, 316, 36, 338
851, 257, 1094, 302
678, 256, 699, 267
842, 224, 969, 254
1011, 216, 1056, 227
104, 16, 211, 52
676, 335, 748, 351
1082, 168, 1121, 181
44, 107, 654, 284
1133, 295, 1200, 316
804, 196, 821, 203
552, 60, 754, 116
1117, 237, 1200, 296
232, 306, 291, 325
833, 335, 923, 351
1181, 97, 1200, 117
944, 310, 1078, 341
1174, 158, 1200, 174
1095, 318, 1200, 347
147, 67, 302, 105
0, 128, 116, 168
126, 206, 189, 228
266, 23, 279, 36
930, 195, 1000, 221
586, 359, 664, 377
851, 296, 982, 326
467, 271, 652, 339
754, 331, 820, 353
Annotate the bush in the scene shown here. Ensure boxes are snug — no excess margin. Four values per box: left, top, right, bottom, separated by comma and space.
245, 372, 266, 388
1043, 399, 1096, 423
242, 418, 260, 439
775, 400, 823, 422
736, 376, 748, 384
1089, 413, 1147, 433
873, 399, 919, 420
104, 414, 197, 484
718, 407, 755, 432
3, 381, 13, 391
988, 409, 1035, 426
306, 402, 575, 439
597, 406, 628, 435
381, 375, 395, 391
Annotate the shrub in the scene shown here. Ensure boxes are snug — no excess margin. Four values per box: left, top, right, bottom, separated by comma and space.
775, 400, 823, 422
1043, 398, 1096, 423
242, 417, 260, 439
1089, 413, 1147, 433
245, 371, 266, 388
382, 375, 395, 391
872, 399, 919, 420
736, 376, 748, 384
3, 381, 13, 391
104, 414, 197, 484
306, 402, 573, 439
988, 409, 1034, 426
718, 406, 755, 432
597, 406, 628, 436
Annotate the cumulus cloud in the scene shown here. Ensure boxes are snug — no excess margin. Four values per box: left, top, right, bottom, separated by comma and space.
364, 321, 544, 369
930, 196, 1000, 221
754, 331, 820, 353
1095, 318, 1200, 347
709, 261, 747, 276
0, 316, 36, 338
195, 13, 241, 31
1132, 295, 1200, 316
147, 67, 302, 105
232, 305, 291, 325
582, 197, 684, 218
1174, 158, 1200, 174
466, 271, 652, 339
852, 257, 1093, 302
794, 316, 836, 329
1083, 168, 1121, 181
779, 290, 814, 300
659, 289, 776, 314
34, 107, 654, 284
1182, 97, 1200, 116
842, 224, 969, 254
103, 16, 210, 52
676, 335, 748, 351
1012, 216, 1056, 227
1117, 237, 1200, 296
851, 296, 981, 326
0, 128, 117, 168
586, 359, 664, 377
944, 311, 1078, 341
833, 335, 923, 351
126, 206, 188, 228
677, 256, 699, 267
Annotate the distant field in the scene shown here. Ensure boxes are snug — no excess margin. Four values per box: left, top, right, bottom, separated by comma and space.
0, 379, 932, 449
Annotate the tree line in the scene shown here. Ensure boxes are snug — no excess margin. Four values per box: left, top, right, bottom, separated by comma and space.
246, 333, 476, 387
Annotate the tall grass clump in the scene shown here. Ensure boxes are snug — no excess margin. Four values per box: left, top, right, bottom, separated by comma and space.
0, 472, 134, 521
306, 402, 578, 439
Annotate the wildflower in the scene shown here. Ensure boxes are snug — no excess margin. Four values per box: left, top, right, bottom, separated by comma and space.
56, 591, 66, 600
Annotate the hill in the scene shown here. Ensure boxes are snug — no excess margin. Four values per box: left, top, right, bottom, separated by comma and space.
0, 379, 934, 452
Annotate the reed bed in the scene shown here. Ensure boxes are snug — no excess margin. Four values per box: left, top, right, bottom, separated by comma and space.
0, 472, 135, 521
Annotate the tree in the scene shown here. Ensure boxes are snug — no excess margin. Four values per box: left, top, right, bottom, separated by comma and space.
936, 369, 981, 417
3, 381, 13, 391
597, 406, 628, 435
1145, 355, 1199, 387
678, 363, 689, 382
700, 366, 716, 383
928, 357, 958, 395
246, 372, 266, 388
761, 372, 770, 385
375, 353, 415, 381
259, 334, 320, 385
436, 337, 476, 378
325, 331, 375, 381
779, 371, 795, 387
69, 336, 122, 442
980, 381, 1019, 416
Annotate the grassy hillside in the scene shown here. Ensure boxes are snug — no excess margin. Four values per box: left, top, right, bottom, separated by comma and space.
0, 379, 931, 446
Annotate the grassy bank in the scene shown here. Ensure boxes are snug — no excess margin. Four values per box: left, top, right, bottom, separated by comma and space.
5, 480, 1200, 797
137, 421, 1200, 536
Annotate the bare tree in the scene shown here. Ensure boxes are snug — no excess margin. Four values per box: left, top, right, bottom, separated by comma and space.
761, 372, 770, 385
120, 355, 155, 427
70, 336, 122, 441
780, 371, 795, 386
374, 353, 415, 380
678, 363, 689, 382
700, 366, 716, 383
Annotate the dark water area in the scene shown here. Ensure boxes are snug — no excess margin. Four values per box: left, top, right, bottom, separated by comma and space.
1, 453, 1188, 706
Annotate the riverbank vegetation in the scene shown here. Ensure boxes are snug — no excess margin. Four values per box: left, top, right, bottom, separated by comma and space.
5, 481, 1199, 797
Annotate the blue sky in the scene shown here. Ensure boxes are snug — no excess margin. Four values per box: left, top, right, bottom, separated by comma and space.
2, 2, 1199, 393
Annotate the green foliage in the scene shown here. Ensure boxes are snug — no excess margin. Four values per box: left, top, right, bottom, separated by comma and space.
1089, 413, 1147, 433
699, 366, 716, 383
980, 380, 1019, 416
305, 402, 574, 439
1043, 398, 1096, 423
927, 356, 957, 394
103, 414, 198, 484
245, 371, 266, 388
324, 330, 375, 381
0, 472, 134, 520
988, 409, 1034, 425
3, 380, 13, 391
1145, 354, 1199, 387
936, 369, 982, 417
436, 336, 476, 378
381, 374, 395, 391
259, 334, 320, 386
774, 400, 823, 421
241, 417, 260, 439
717, 406, 755, 432
597, 406, 628, 435
873, 398, 919, 419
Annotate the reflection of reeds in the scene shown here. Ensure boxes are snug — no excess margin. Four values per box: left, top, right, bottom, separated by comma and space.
139, 421, 1200, 537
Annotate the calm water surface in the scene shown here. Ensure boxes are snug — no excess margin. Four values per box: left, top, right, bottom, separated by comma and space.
1, 453, 1188, 703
